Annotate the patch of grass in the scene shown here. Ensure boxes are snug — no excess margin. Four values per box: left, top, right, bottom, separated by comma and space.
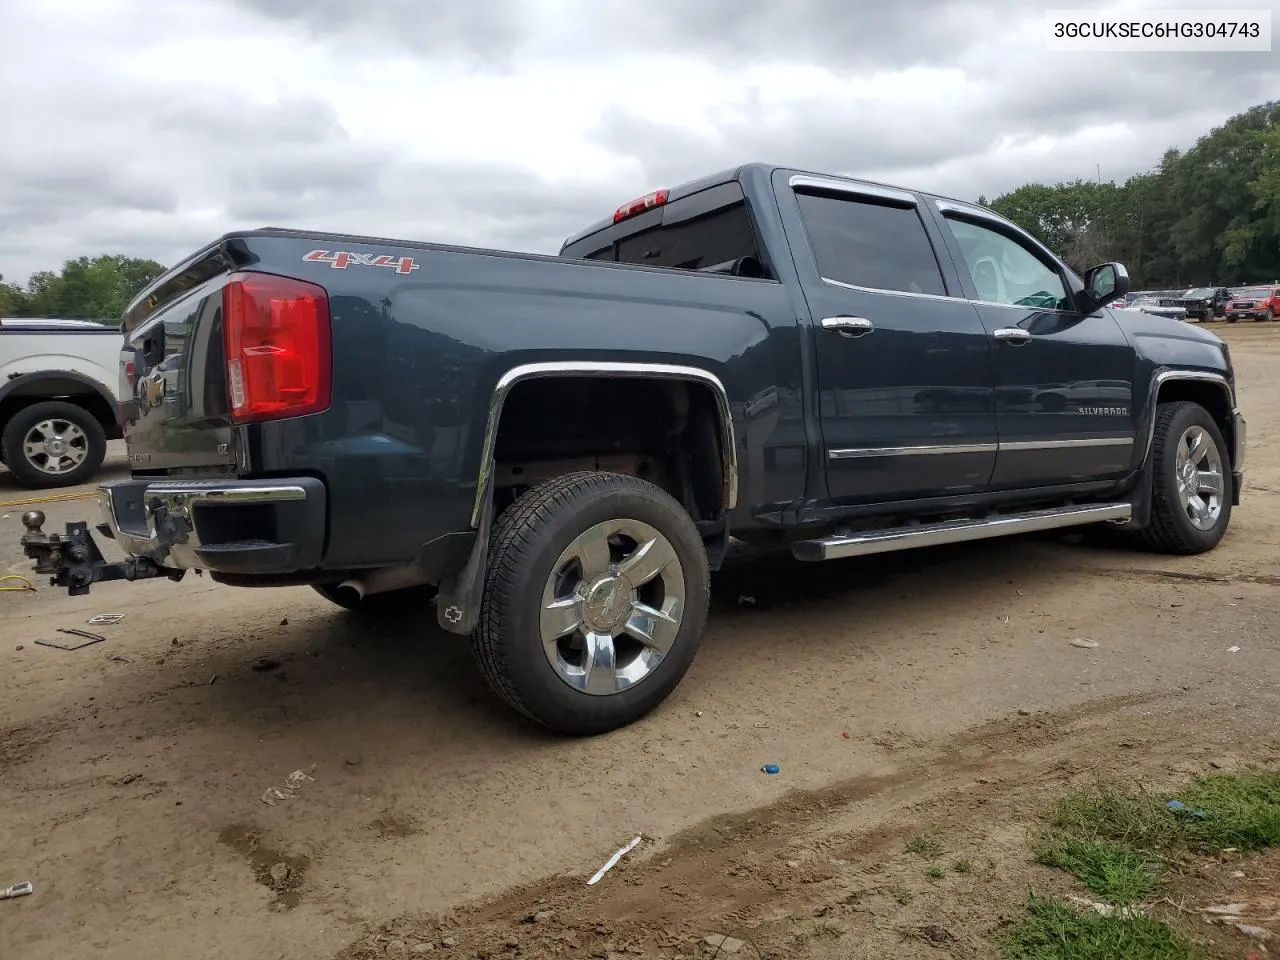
951, 857, 973, 874
906, 834, 945, 859
926, 864, 946, 881
1033, 836, 1157, 904
1001, 895, 1197, 960
812, 922, 844, 940
1043, 787, 1178, 853
1176, 772, 1280, 851
887, 883, 914, 905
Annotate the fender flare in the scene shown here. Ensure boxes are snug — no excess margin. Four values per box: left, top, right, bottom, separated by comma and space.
435, 360, 739, 635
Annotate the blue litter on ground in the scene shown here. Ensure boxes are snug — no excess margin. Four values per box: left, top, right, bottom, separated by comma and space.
1166, 799, 1209, 820
762, 764, 780, 775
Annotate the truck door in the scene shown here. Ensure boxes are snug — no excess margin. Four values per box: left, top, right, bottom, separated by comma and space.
775, 172, 997, 505
928, 200, 1137, 488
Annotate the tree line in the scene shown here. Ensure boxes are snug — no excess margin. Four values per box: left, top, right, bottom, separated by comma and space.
3, 101, 1276, 320
0, 255, 166, 324
981, 100, 1280, 290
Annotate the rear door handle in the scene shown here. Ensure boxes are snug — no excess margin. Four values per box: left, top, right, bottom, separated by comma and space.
821, 316, 874, 338
992, 327, 1032, 345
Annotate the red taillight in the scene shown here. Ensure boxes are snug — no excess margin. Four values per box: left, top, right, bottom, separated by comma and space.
222, 272, 331, 423
613, 189, 669, 223
123, 361, 136, 389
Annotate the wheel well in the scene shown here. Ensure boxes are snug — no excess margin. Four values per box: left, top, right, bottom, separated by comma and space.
0, 377, 121, 441
1156, 379, 1235, 466
491, 377, 729, 521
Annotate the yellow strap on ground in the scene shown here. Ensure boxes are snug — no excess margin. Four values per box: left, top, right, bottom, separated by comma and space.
0, 574, 36, 592
0, 490, 99, 509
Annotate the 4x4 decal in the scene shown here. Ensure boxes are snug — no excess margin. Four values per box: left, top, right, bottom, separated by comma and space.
303, 249, 420, 275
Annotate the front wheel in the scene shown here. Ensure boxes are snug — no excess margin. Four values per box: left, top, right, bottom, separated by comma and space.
473, 471, 710, 735
1136, 401, 1232, 554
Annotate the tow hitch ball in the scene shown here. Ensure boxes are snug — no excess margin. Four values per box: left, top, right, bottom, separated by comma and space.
20, 510, 172, 596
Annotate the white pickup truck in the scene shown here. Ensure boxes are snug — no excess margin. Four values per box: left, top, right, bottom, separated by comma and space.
0, 318, 123, 488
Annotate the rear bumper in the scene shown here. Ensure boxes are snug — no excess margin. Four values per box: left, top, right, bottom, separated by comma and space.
99, 476, 326, 574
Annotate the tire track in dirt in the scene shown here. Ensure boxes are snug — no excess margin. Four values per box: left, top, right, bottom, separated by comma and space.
340, 691, 1275, 960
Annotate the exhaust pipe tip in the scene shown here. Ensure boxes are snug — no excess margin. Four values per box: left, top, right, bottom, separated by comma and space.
336, 578, 365, 604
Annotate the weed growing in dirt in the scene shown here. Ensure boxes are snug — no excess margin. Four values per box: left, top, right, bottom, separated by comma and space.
1175, 772, 1280, 851
926, 864, 945, 881
1002, 895, 1196, 960
951, 857, 973, 874
811, 922, 844, 940
886, 883, 914, 905
1032, 836, 1157, 904
906, 834, 945, 859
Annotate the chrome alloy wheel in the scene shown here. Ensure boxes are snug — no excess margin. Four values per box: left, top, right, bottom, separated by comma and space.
1175, 424, 1225, 531
22, 418, 89, 476
539, 518, 685, 696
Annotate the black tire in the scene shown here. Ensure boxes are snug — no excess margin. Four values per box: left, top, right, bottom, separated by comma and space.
473, 471, 709, 736
0, 400, 107, 489
311, 582, 437, 616
1265, 308, 1275, 322
1136, 401, 1233, 554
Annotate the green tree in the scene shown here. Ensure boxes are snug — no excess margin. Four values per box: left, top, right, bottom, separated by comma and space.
0, 274, 27, 315
2, 255, 166, 323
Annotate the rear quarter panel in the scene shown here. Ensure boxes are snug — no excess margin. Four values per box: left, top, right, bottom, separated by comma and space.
241, 236, 803, 567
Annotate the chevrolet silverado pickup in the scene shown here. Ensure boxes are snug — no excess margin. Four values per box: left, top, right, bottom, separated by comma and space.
20, 163, 1246, 735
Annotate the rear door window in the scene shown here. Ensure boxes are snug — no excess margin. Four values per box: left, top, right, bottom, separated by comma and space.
793, 192, 947, 296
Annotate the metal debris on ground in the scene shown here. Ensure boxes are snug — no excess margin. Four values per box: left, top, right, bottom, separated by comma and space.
87, 614, 125, 624
1228, 645, 1242, 653
36, 628, 107, 651
1, 881, 34, 900
1069, 638, 1099, 649
586, 835, 643, 886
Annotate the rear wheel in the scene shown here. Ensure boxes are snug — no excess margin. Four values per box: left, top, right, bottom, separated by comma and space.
1265, 308, 1275, 322
1136, 401, 1232, 554
473, 471, 709, 735
1, 400, 106, 489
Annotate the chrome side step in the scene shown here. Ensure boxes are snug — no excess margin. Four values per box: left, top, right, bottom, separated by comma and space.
791, 503, 1133, 562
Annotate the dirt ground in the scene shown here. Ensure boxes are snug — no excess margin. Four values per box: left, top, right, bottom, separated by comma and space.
3, 324, 1279, 960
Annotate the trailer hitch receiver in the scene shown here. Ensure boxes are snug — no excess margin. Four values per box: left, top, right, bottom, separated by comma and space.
20, 510, 177, 596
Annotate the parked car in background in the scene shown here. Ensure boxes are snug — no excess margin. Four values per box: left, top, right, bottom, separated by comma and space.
1225, 286, 1280, 322
1126, 295, 1187, 321
0, 317, 123, 488
1180, 287, 1233, 322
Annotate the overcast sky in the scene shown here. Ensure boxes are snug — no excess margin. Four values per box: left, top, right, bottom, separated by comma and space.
1, 0, 1275, 283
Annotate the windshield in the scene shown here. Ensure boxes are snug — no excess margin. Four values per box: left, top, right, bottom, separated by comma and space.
1183, 288, 1214, 298
1235, 287, 1270, 299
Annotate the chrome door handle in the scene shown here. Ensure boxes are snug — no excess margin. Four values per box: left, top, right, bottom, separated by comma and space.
992, 327, 1032, 344
821, 316, 873, 338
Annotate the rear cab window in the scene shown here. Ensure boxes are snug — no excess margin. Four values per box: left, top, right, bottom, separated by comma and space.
560, 181, 774, 279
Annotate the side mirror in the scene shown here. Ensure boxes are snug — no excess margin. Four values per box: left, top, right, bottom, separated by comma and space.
1081, 262, 1130, 313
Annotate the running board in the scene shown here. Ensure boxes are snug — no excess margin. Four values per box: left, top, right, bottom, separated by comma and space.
791, 503, 1133, 562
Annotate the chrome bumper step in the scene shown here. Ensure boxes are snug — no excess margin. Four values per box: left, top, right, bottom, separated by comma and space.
791, 502, 1133, 562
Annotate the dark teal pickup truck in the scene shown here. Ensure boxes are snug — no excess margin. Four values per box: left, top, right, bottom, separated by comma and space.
21, 163, 1246, 734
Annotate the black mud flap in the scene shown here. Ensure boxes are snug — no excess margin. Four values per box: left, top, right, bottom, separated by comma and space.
433, 494, 492, 635
19, 511, 180, 596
